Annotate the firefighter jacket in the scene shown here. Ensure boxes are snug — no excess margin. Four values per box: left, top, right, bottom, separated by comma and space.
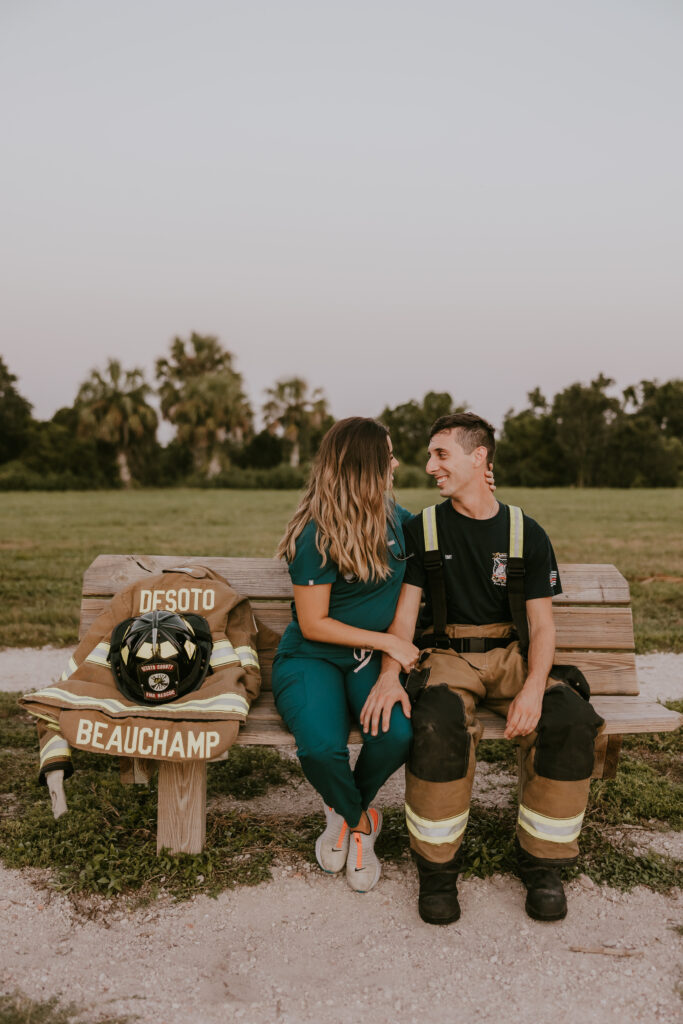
20, 565, 279, 783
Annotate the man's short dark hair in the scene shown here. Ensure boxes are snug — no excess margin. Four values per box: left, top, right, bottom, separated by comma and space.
429, 412, 496, 464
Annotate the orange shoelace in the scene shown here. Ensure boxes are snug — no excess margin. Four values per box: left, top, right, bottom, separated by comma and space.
352, 809, 378, 868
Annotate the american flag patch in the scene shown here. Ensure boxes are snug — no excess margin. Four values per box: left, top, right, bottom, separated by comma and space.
549, 570, 558, 588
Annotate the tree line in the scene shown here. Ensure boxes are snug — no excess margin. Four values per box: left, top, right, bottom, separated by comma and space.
0, 334, 333, 489
1, 337, 681, 488
494, 375, 683, 488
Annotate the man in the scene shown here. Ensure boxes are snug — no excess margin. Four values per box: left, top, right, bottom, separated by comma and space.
361, 413, 604, 924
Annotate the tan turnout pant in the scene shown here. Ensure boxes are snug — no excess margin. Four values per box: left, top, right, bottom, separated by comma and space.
406, 624, 604, 865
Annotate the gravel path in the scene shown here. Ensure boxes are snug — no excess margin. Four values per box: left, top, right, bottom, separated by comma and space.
1, 649, 681, 1024
1, 865, 681, 1024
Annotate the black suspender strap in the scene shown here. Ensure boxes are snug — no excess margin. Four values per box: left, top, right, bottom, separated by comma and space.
507, 505, 529, 658
424, 549, 450, 647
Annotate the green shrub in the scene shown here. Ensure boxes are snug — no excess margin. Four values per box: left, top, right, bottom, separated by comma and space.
393, 464, 427, 488
0, 461, 114, 492
198, 464, 308, 489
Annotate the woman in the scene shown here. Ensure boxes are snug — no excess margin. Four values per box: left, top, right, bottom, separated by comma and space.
272, 417, 417, 893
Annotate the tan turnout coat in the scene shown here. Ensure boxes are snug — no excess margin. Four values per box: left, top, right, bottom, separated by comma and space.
20, 565, 278, 781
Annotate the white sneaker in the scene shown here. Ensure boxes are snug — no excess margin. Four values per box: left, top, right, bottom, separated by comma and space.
315, 804, 350, 873
346, 808, 383, 892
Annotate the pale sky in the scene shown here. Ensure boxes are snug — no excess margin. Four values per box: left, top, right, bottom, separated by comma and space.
2, 0, 681, 436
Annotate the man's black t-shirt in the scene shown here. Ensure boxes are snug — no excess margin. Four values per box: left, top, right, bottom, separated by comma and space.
402, 501, 562, 626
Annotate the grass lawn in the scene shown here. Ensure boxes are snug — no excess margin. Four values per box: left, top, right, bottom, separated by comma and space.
0, 487, 681, 650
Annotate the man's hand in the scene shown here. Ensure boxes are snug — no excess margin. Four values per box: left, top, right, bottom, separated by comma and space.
506, 597, 555, 739
381, 635, 419, 673
504, 682, 544, 739
360, 669, 411, 736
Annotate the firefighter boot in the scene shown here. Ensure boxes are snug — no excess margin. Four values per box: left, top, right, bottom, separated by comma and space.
413, 852, 461, 925
516, 840, 567, 922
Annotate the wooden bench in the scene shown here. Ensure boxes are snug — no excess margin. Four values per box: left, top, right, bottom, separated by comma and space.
78, 555, 682, 854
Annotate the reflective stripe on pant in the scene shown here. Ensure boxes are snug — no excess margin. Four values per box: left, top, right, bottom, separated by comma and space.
272, 651, 413, 829
406, 624, 603, 864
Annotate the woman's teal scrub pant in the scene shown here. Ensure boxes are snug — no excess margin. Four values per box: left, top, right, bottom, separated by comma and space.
271, 651, 413, 829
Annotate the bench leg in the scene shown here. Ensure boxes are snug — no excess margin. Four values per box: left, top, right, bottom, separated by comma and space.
157, 760, 207, 855
119, 756, 156, 785
133, 758, 156, 785
592, 734, 623, 780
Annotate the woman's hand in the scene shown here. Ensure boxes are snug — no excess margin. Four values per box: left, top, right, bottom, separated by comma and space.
486, 463, 496, 491
360, 668, 411, 735
381, 635, 419, 673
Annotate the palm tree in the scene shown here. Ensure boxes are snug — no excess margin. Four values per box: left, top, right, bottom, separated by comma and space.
75, 360, 158, 486
156, 334, 252, 476
262, 377, 332, 467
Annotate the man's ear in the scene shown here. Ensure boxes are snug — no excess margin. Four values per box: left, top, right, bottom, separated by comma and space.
472, 445, 489, 468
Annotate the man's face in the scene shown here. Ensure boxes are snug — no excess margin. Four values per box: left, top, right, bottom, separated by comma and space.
426, 430, 477, 498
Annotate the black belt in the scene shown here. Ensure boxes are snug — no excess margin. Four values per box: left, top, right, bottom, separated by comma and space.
417, 635, 516, 653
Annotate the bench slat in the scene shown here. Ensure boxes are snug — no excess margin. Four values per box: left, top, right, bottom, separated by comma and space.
191, 602, 638, 652
235, 693, 682, 745
74, 611, 641, 695
248, 650, 640, 695
82, 554, 294, 599
551, 652, 638, 695
82, 555, 630, 604
553, 606, 634, 650
82, 600, 635, 650
548, 564, 630, 604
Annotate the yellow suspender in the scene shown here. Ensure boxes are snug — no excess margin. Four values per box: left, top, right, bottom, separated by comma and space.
508, 505, 524, 557
422, 505, 438, 552
507, 505, 528, 654
425, 504, 523, 553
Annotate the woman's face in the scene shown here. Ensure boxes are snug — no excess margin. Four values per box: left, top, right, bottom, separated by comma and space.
387, 435, 399, 486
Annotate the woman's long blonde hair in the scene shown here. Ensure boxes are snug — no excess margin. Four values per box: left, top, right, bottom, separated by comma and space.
277, 417, 395, 582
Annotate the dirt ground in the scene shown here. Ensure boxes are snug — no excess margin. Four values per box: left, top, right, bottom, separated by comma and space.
1, 648, 681, 1024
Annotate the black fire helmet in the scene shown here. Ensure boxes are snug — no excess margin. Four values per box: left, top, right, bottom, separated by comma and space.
110, 610, 212, 705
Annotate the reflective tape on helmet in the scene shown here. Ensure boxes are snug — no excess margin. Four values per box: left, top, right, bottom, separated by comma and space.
509, 505, 524, 558
60, 656, 78, 681
517, 803, 584, 844
28, 686, 249, 718
235, 645, 260, 670
405, 801, 469, 845
85, 641, 111, 668
422, 505, 439, 552
210, 640, 240, 669
39, 733, 72, 769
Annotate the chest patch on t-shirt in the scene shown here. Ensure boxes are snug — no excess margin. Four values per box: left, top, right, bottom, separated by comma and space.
491, 553, 507, 586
